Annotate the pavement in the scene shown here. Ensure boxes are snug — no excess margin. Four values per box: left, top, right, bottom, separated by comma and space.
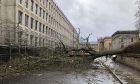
101, 57, 140, 84
1, 57, 139, 84
0, 60, 120, 84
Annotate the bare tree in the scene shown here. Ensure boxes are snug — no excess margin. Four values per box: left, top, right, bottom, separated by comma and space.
136, 0, 140, 31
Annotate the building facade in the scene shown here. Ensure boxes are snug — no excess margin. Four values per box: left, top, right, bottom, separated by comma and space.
112, 30, 139, 50
103, 37, 112, 51
80, 42, 99, 51
98, 38, 104, 51
98, 37, 112, 51
0, 0, 78, 48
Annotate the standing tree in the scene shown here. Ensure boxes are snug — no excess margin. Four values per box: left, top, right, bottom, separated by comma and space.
136, 0, 140, 31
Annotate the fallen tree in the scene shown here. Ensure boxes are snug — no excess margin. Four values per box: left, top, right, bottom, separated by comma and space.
63, 42, 140, 59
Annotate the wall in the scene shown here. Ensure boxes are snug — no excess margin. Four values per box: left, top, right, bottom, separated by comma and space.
116, 54, 140, 71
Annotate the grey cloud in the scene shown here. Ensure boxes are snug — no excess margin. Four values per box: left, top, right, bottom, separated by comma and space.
55, 0, 137, 41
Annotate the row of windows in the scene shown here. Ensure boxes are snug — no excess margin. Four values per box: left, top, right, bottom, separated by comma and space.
19, 31, 71, 48
18, 0, 71, 33
25, 34, 58, 47
19, 0, 57, 22
19, 0, 51, 22
18, 11, 61, 38
18, 10, 70, 36
18, 0, 75, 43
20, 0, 48, 9
120, 38, 134, 42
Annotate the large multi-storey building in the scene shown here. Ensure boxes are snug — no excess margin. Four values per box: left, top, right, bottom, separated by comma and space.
112, 30, 139, 50
0, 0, 78, 48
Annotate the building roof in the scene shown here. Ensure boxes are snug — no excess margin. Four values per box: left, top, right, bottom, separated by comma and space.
104, 37, 112, 41
104, 37, 112, 39
112, 30, 139, 37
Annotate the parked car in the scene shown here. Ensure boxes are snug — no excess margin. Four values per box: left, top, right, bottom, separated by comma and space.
112, 55, 117, 61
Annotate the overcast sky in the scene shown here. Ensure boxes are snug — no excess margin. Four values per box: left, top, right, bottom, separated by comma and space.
55, 0, 138, 41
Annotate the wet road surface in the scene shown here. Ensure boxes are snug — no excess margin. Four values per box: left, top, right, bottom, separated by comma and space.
0, 61, 120, 84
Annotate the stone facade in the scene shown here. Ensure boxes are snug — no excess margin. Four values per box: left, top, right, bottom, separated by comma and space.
98, 38, 104, 51
103, 37, 112, 51
112, 30, 139, 50
98, 37, 112, 51
0, 0, 78, 48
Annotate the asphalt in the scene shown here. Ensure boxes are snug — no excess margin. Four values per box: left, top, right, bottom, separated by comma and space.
0, 59, 120, 84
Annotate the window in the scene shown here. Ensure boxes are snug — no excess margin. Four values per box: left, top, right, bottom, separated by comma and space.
54, 31, 55, 37
43, 25, 45, 33
51, 5, 53, 12
48, 15, 50, 23
48, 28, 50, 35
25, 14, 29, 27
46, 26, 48, 34
43, 10, 45, 19
30, 35, 33, 46
31, 0, 34, 11
35, 4, 38, 14
39, 22, 42, 32
39, 7, 42, 17
50, 29, 52, 36
51, 18, 53, 25
18, 11, 23, 24
46, 13, 48, 22
50, 17, 52, 24
49, 2, 51, 10
43, 0, 45, 5
35, 20, 38, 30
30, 17, 34, 29
25, 0, 28, 8
46, 0, 48, 7
20, 0, 22, 4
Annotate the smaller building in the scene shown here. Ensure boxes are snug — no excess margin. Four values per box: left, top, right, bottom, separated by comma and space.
98, 38, 104, 51
98, 37, 112, 51
80, 41, 99, 51
104, 37, 112, 51
112, 30, 139, 50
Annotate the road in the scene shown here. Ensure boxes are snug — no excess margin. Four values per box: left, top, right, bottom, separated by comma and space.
1, 58, 140, 84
